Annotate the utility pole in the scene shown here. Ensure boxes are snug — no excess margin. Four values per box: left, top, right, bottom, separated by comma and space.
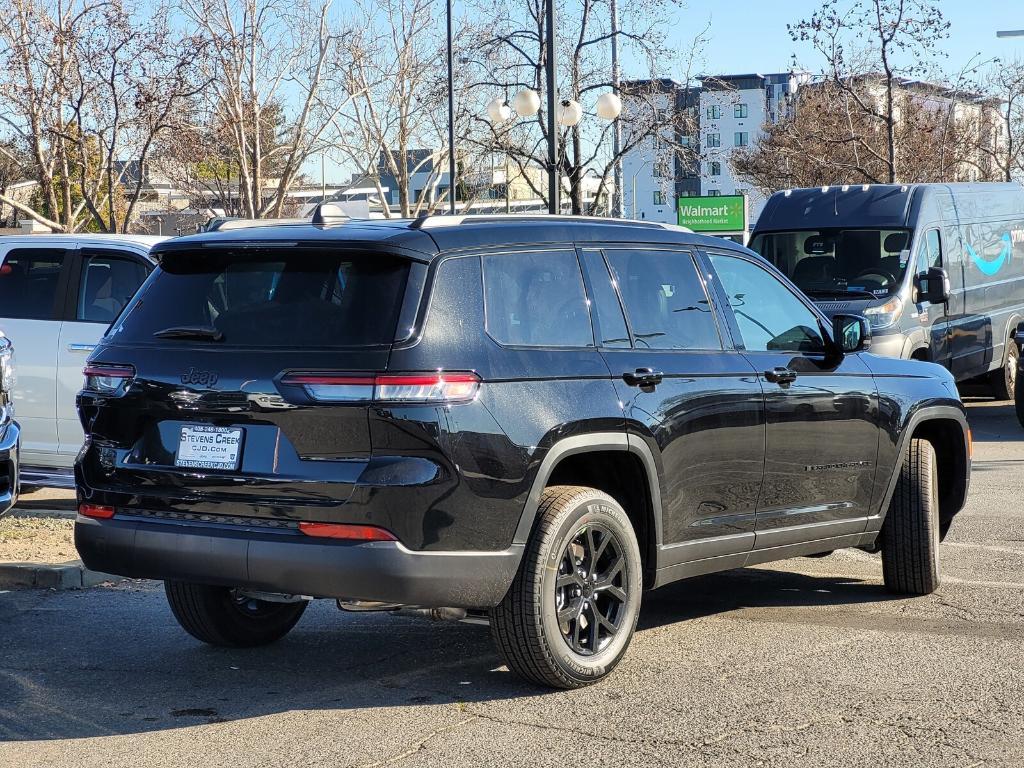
545, 0, 559, 215
446, 0, 457, 214
610, 0, 622, 217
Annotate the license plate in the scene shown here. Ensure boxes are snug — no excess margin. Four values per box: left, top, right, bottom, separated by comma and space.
175, 425, 244, 470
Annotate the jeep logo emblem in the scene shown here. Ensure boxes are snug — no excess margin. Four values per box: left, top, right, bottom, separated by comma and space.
181, 367, 219, 387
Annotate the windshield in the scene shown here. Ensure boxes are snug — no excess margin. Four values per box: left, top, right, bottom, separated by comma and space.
749, 228, 913, 299
109, 248, 410, 348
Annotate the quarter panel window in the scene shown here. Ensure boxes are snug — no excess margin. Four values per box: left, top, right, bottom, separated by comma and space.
0, 248, 66, 320
483, 250, 593, 347
709, 253, 826, 353
604, 249, 721, 350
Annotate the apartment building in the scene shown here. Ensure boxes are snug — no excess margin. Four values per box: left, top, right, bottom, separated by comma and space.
622, 71, 809, 230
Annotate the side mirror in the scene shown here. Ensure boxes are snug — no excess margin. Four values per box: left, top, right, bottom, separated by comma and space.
914, 267, 950, 304
832, 314, 871, 354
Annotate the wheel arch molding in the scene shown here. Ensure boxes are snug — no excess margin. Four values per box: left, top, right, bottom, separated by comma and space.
511, 433, 664, 575
867, 405, 971, 538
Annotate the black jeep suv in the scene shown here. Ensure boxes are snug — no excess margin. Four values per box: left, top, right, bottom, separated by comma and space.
75, 215, 971, 688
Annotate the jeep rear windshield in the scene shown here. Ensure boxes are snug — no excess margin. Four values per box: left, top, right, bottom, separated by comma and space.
749, 228, 913, 299
108, 248, 411, 348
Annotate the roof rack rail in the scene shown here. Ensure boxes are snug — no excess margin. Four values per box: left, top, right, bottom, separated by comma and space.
410, 213, 692, 233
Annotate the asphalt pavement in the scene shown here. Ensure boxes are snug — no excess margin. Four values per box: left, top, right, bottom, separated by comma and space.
1, 400, 1022, 767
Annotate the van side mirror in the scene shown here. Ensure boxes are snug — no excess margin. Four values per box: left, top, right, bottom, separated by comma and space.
832, 314, 871, 354
915, 267, 950, 304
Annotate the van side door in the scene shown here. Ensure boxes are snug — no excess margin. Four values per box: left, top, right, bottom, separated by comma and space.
915, 227, 954, 368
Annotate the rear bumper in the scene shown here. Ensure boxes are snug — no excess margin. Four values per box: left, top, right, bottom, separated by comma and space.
74, 514, 523, 608
0, 420, 20, 516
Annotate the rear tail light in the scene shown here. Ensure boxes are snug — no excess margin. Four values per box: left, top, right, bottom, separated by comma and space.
79, 503, 115, 519
83, 363, 135, 395
298, 522, 397, 541
280, 372, 480, 404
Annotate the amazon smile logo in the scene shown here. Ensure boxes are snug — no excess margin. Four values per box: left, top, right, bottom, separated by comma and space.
966, 232, 1013, 277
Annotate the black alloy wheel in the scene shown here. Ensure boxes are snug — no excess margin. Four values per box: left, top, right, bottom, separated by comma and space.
555, 524, 629, 656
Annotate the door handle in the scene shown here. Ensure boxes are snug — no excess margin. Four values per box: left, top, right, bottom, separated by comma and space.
67, 343, 96, 353
622, 368, 664, 388
764, 367, 798, 386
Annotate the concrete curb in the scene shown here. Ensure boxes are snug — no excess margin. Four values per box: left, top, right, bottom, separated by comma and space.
0, 561, 122, 590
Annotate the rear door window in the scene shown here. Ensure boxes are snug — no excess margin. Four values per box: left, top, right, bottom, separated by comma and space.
0, 248, 67, 320
604, 249, 722, 350
77, 253, 150, 323
482, 249, 593, 347
110, 249, 411, 348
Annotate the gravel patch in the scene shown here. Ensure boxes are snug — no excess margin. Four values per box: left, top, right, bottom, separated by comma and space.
0, 511, 77, 564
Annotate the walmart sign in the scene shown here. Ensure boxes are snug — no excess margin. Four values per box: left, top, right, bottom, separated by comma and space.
677, 195, 747, 233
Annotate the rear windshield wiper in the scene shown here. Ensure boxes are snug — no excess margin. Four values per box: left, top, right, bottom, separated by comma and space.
152, 326, 224, 342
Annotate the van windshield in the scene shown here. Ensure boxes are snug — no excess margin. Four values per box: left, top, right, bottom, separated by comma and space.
749, 228, 913, 299
108, 248, 410, 348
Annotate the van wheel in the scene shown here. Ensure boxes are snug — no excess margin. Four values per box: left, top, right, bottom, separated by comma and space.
164, 581, 307, 647
490, 486, 642, 689
991, 341, 1019, 401
881, 439, 941, 595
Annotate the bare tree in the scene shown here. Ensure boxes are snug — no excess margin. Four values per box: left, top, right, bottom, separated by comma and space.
732, 78, 993, 194
327, 0, 480, 219
981, 58, 1024, 182
177, 0, 357, 219
0, 0, 209, 232
468, 0, 703, 215
789, 0, 950, 184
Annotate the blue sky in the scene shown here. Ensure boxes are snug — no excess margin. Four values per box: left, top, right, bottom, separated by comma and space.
318, 1, 1024, 183
672, 0, 1024, 77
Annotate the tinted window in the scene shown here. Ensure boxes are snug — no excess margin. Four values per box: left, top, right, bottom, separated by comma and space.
580, 250, 629, 348
0, 248, 65, 320
111, 249, 410, 348
483, 250, 593, 347
604, 249, 721, 350
709, 253, 825, 353
77, 254, 149, 323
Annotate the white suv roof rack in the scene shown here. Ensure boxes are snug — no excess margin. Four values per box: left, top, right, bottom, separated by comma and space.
410, 214, 692, 234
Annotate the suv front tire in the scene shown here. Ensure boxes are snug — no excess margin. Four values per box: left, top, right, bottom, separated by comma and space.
881, 438, 941, 595
490, 486, 642, 688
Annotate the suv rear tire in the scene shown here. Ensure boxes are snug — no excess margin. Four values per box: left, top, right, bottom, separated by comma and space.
490, 486, 642, 689
164, 581, 307, 647
881, 439, 941, 595
991, 340, 1019, 401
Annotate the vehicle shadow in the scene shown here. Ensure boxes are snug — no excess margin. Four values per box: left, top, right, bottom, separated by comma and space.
0, 564, 898, 742
637, 565, 896, 631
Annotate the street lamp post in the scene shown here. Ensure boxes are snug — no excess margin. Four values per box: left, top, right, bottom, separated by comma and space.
483, 0, 621, 216
630, 158, 653, 219
544, 0, 559, 214
446, 0, 457, 214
